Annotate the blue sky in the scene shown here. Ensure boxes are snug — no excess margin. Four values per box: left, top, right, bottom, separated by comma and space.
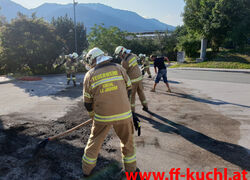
11, 0, 185, 26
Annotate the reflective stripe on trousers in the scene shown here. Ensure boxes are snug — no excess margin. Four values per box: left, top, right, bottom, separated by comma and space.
82, 155, 97, 165
123, 153, 136, 163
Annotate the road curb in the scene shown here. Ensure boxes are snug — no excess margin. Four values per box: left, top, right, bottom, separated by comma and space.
170, 67, 250, 74
0, 76, 15, 84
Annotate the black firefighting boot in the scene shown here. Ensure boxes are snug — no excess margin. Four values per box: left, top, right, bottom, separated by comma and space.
120, 168, 144, 180
73, 80, 76, 87
135, 168, 144, 180
67, 80, 70, 85
142, 105, 148, 112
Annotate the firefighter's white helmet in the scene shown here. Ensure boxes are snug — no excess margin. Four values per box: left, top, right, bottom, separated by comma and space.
139, 54, 144, 58
114, 46, 127, 55
86, 47, 105, 66
72, 52, 78, 59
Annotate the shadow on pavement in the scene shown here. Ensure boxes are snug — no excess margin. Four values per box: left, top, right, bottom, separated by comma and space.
168, 80, 180, 84
136, 111, 250, 170
0, 117, 121, 180
168, 92, 250, 109
143, 79, 181, 85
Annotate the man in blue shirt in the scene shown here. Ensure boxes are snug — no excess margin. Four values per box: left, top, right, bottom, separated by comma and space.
150, 55, 171, 93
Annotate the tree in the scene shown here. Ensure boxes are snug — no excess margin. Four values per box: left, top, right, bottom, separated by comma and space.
0, 7, 6, 26
88, 24, 129, 55
0, 7, 5, 74
154, 31, 178, 59
175, 26, 200, 58
52, 15, 88, 55
127, 37, 158, 56
183, 0, 248, 54
177, 34, 200, 57
225, 0, 250, 50
0, 13, 65, 74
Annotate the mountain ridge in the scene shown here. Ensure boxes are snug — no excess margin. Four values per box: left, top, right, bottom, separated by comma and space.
0, 0, 176, 32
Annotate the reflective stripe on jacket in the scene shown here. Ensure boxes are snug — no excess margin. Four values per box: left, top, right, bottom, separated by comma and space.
83, 62, 132, 124
94, 110, 132, 122
121, 54, 142, 83
131, 76, 143, 83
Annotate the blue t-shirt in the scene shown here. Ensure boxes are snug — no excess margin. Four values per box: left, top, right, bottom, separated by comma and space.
154, 57, 166, 70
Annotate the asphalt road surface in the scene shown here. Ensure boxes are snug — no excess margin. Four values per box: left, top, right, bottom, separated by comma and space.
0, 69, 249, 179
168, 68, 250, 84
135, 68, 250, 179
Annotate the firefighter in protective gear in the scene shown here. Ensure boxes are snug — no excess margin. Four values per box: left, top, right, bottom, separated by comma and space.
139, 54, 152, 78
65, 52, 78, 86
138, 53, 144, 66
83, 47, 137, 176
114, 46, 148, 112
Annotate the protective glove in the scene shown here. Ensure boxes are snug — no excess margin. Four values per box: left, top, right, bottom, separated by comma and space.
132, 112, 141, 136
88, 111, 95, 119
